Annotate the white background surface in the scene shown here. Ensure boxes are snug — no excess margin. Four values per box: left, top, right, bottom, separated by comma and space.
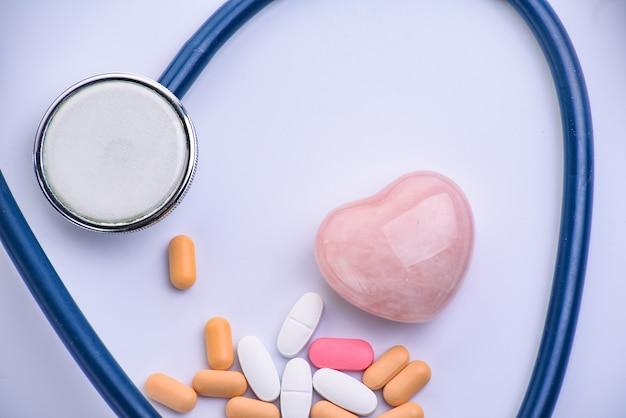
1, 0, 625, 417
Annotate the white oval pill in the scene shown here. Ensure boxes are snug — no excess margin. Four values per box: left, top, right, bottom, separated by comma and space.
277, 292, 324, 358
237, 336, 281, 402
281, 358, 312, 418
312, 368, 377, 416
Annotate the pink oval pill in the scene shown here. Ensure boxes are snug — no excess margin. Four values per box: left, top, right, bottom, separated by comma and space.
308, 338, 374, 371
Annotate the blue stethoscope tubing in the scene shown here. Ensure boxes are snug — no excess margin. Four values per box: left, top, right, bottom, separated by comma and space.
0, 0, 593, 417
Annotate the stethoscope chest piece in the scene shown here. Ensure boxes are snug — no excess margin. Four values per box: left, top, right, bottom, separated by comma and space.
34, 73, 197, 232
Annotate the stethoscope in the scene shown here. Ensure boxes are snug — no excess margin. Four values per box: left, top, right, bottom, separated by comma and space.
0, 0, 593, 417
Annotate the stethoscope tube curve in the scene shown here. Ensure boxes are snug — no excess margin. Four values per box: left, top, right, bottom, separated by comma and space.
509, 0, 594, 416
0, 170, 161, 417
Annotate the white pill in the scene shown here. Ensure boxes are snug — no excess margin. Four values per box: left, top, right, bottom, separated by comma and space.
312, 368, 377, 416
237, 336, 281, 402
277, 292, 324, 358
281, 358, 312, 418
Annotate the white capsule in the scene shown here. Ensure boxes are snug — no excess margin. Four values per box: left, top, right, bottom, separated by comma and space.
312, 368, 377, 416
281, 358, 312, 418
277, 292, 324, 358
237, 336, 280, 402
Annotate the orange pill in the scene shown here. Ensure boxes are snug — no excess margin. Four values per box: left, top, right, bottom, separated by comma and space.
144, 372, 197, 413
363, 345, 410, 390
205, 316, 234, 370
377, 402, 425, 418
310, 400, 358, 418
168, 235, 196, 289
383, 360, 431, 407
225, 396, 280, 418
192, 369, 247, 398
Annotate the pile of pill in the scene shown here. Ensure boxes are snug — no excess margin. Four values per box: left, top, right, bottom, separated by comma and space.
150, 236, 430, 416
144, 291, 430, 417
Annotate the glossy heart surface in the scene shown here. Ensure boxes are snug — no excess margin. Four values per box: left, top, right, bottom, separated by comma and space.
315, 171, 474, 322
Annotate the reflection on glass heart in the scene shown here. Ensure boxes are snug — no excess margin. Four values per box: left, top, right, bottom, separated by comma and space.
315, 171, 474, 322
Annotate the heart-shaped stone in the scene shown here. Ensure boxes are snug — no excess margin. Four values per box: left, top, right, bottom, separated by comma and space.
315, 171, 474, 322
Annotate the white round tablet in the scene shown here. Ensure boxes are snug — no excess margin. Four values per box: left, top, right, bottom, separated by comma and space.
34, 73, 197, 232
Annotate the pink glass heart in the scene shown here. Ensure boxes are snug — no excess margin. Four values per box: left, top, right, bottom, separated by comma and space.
315, 171, 474, 322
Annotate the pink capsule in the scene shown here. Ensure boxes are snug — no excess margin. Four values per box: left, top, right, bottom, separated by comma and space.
308, 338, 374, 371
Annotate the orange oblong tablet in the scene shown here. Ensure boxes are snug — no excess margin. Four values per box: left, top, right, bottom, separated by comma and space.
205, 316, 234, 370
145, 372, 197, 413
225, 396, 280, 418
310, 400, 358, 418
363, 345, 410, 390
168, 235, 196, 289
378, 402, 425, 418
383, 360, 431, 407
192, 369, 247, 398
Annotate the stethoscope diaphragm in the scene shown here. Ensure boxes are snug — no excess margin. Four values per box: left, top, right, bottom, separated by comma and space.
34, 73, 197, 232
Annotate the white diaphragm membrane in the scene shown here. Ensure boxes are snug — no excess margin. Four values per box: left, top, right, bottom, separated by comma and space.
34, 74, 197, 232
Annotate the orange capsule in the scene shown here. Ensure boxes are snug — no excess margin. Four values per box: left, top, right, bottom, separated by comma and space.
144, 372, 197, 413
225, 396, 280, 418
310, 400, 358, 418
377, 402, 425, 418
383, 360, 431, 407
168, 235, 196, 289
205, 316, 234, 370
192, 369, 247, 398
362, 345, 410, 390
